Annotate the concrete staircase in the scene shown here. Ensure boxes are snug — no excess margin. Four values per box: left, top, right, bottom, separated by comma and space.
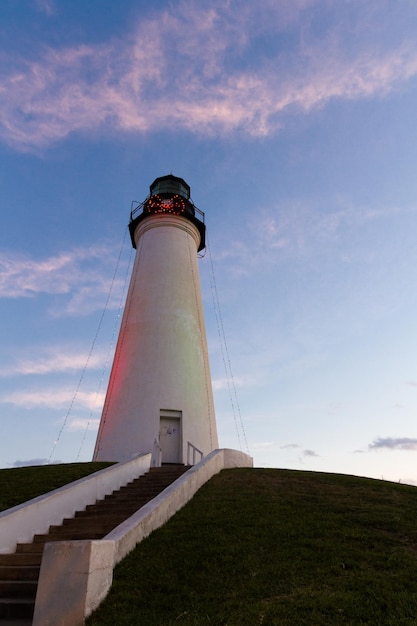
0, 464, 188, 624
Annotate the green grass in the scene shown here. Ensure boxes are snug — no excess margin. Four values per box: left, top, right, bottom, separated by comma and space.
0, 462, 113, 512
87, 468, 417, 626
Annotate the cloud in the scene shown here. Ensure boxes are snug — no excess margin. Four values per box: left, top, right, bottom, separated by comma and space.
252, 441, 275, 450
34, 0, 56, 16
1, 388, 105, 411
0, 244, 127, 315
280, 443, 319, 459
12, 458, 50, 467
368, 437, 417, 451
1, 1, 417, 149
0, 346, 108, 377
215, 201, 417, 278
303, 449, 319, 458
212, 375, 256, 391
292, 447, 320, 464
254, 202, 416, 259
68, 418, 100, 432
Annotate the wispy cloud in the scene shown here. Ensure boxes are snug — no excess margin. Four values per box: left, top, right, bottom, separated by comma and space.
212, 375, 256, 391
215, 201, 417, 277
68, 417, 100, 432
34, 0, 56, 16
369, 437, 417, 451
254, 202, 414, 259
252, 441, 276, 450
1, 1, 417, 149
1, 387, 105, 411
0, 346, 108, 377
0, 244, 126, 315
280, 443, 319, 460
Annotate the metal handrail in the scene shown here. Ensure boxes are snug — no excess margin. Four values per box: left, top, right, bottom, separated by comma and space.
152, 439, 162, 467
187, 441, 203, 466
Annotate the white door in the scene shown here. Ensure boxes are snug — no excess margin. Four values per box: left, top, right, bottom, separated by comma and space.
159, 416, 181, 463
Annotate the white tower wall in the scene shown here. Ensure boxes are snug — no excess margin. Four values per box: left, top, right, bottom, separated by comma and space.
94, 210, 218, 464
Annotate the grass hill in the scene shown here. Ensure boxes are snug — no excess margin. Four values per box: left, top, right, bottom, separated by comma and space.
2, 465, 417, 624
0, 462, 113, 512
88, 468, 417, 626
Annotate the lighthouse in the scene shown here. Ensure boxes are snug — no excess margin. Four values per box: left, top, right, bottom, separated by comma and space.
93, 175, 218, 465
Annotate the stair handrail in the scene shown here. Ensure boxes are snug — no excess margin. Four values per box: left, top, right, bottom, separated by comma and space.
152, 439, 162, 467
187, 441, 203, 466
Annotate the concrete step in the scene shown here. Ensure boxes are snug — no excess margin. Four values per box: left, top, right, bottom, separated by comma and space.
103, 483, 176, 504
119, 472, 187, 485
32, 531, 104, 543
85, 500, 150, 512
103, 486, 174, 499
61, 517, 129, 530
47, 523, 119, 535
134, 477, 185, 485
103, 490, 175, 502
0, 581, 37, 599
86, 494, 150, 504
154, 464, 187, 468
124, 476, 181, 484
104, 491, 171, 500
0, 567, 39, 582
15, 544, 43, 555
0, 597, 34, 620
73, 505, 145, 517
0, 555, 41, 567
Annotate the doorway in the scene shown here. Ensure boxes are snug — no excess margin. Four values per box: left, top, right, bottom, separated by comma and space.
159, 410, 182, 463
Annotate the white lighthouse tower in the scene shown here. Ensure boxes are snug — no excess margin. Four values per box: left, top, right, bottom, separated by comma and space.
93, 175, 218, 465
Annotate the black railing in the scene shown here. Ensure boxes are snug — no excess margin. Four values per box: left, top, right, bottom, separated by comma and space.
130, 197, 205, 224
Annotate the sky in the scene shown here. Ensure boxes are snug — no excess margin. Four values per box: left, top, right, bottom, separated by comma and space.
1, 0, 417, 484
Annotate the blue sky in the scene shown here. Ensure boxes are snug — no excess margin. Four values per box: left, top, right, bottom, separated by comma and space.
1, 0, 417, 484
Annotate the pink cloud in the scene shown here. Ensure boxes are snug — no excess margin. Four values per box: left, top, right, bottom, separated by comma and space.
0, 244, 126, 315
0, 346, 108, 377
2, 388, 105, 410
1, 2, 417, 149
